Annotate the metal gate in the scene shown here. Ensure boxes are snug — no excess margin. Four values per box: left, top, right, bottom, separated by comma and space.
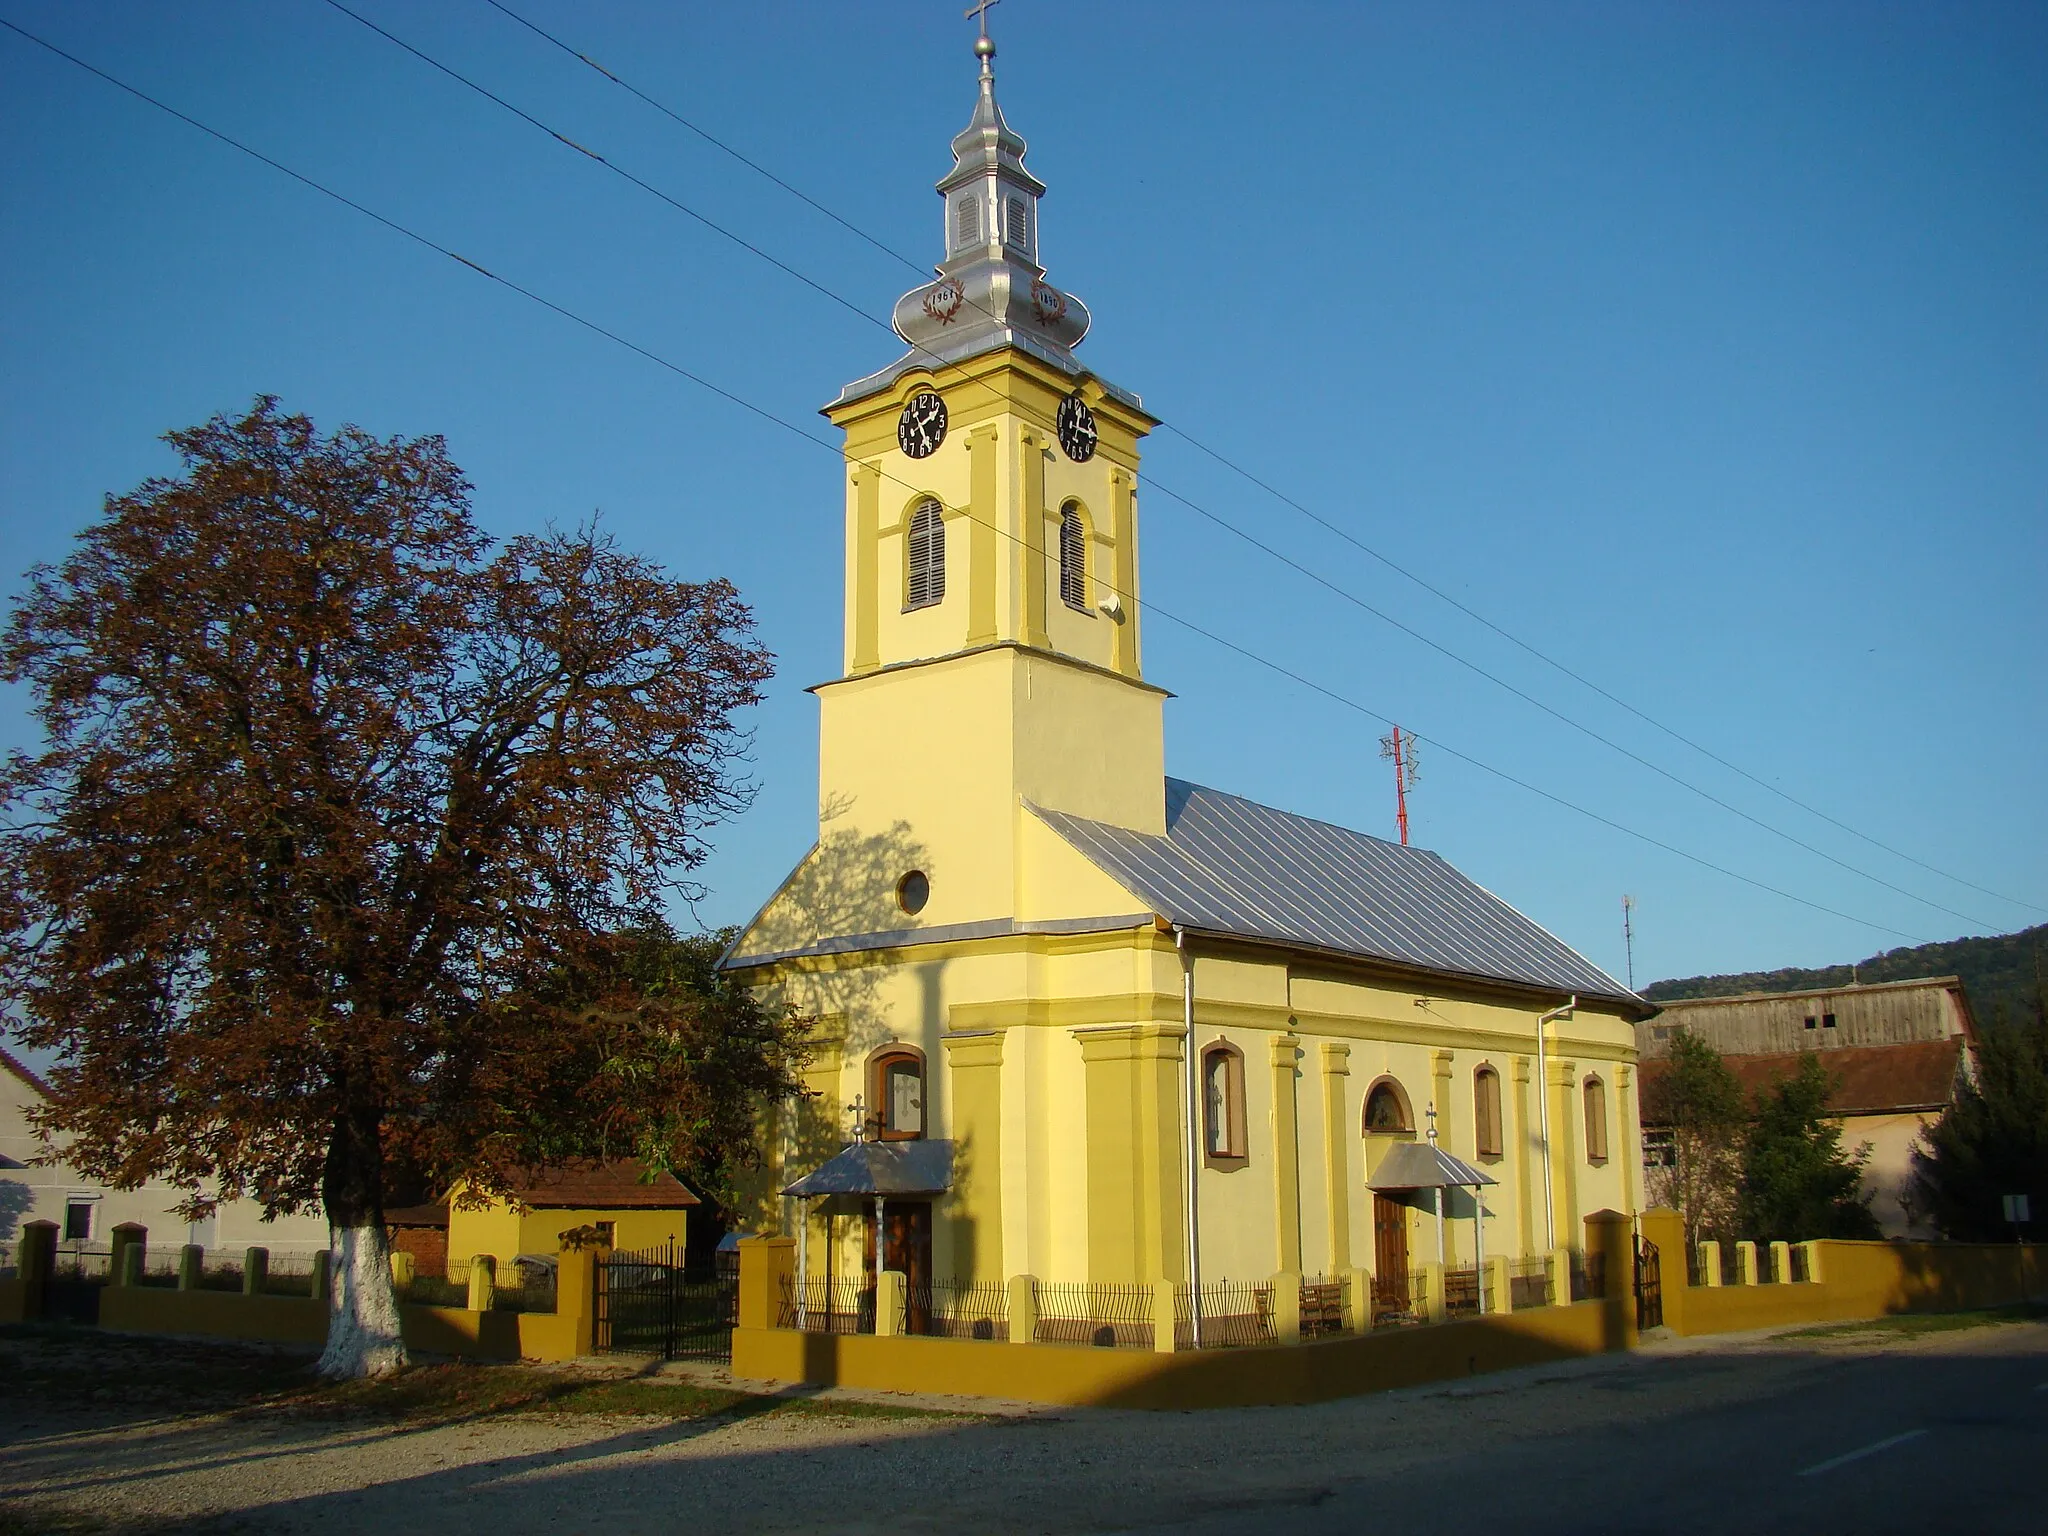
1635, 1234, 1663, 1330
594, 1241, 734, 1362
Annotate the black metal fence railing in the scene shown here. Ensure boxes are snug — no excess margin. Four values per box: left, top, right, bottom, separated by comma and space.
1444, 1265, 1501, 1319
1569, 1251, 1607, 1303
779, 1274, 875, 1334
904, 1279, 1009, 1340
1509, 1256, 1554, 1309
1298, 1275, 1347, 1339
1369, 1270, 1424, 1328
1034, 1281, 1154, 1348
1177, 1280, 1274, 1349
599, 1245, 731, 1360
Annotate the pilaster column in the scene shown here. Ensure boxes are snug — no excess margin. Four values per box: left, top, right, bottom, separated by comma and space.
966, 424, 999, 646
850, 462, 880, 673
1511, 1055, 1534, 1256
1319, 1042, 1352, 1273
1271, 1034, 1303, 1273
1109, 466, 1140, 676
1549, 1057, 1579, 1245
1018, 428, 1049, 649
942, 1030, 1006, 1283
1616, 1064, 1639, 1215
1075, 1023, 1184, 1282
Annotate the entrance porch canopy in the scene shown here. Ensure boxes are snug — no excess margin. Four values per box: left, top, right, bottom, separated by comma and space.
781, 1139, 954, 1199
1366, 1141, 1497, 1192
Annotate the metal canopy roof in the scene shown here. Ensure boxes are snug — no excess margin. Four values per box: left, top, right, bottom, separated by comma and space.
1366, 1141, 1498, 1191
781, 1140, 955, 1198
1031, 779, 1637, 1007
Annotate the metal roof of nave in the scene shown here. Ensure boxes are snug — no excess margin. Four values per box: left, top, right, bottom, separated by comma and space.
1032, 780, 1642, 1009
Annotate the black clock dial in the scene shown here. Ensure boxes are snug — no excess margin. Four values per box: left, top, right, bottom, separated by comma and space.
897, 392, 948, 459
1056, 393, 1098, 462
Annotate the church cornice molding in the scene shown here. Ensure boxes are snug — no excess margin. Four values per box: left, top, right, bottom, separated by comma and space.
807, 639, 1174, 700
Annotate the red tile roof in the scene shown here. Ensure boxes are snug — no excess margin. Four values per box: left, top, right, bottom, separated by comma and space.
1639, 1037, 1964, 1122
508, 1161, 700, 1210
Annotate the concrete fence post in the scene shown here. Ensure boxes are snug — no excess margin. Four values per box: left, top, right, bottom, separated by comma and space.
109, 1223, 146, 1287
734, 1236, 794, 1334
1735, 1241, 1759, 1287
1547, 1247, 1571, 1308
177, 1243, 203, 1291
875, 1269, 906, 1337
1697, 1240, 1722, 1287
1487, 1254, 1513, 1314
20, 1221, 57, 1319
388, 1250, 416, 1292
1422, 1262, 1446, 1324
466, 1253, 496, 1312
1007, 1274, 1038, 1345
1768, 1241, 1791, 1286
310, 1249, 331, 1303
553, 1241, 600, 1356
1801, 1241, 1825, 1285
242, 1246, 269, 1297
1151, 1278, 1179, 1353
1272, 1271, 1302, 1344
1344, 1267, 1373, 1332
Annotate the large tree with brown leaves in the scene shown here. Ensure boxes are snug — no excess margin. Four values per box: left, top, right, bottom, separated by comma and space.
0, 398, 796, 1377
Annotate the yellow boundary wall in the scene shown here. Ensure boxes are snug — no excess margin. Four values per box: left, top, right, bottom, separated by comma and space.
91, 1285, 586, 1361
734, 1299, 1623, 1410
1640, 1208, 2045, 1338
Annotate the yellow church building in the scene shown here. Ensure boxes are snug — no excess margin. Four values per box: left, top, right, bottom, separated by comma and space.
724, 33, 1648, 1310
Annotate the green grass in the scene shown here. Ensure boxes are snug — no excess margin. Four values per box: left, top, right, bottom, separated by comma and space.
1775, 1303, 2048, 1341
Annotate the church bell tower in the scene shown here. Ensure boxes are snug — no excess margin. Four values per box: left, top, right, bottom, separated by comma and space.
813, 28, 1167, 931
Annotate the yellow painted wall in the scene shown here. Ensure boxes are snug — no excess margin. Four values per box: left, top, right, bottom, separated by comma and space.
446, 1197, 690, 1270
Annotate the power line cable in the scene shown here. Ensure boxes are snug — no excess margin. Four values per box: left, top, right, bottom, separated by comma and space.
470, 0, 2045, 924
321, 0, 2003, 933
0, 14, 1942, 950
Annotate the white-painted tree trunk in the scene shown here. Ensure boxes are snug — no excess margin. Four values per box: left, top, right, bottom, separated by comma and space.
316, 1221, 408, 1379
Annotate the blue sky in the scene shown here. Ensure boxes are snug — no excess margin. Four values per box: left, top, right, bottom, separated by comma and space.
3, 0, 2043, 1001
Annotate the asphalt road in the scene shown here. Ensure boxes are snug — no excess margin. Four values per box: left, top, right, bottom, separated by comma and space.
1135, 1324, 2048, 1536
4, 1318, 2044, 1533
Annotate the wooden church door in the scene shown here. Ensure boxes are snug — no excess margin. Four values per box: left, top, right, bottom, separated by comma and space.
864, 1200, 933, 1330
1373, 1194, 1410, 1314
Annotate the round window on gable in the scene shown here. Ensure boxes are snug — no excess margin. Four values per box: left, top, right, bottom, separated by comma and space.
896, 870, 930, 916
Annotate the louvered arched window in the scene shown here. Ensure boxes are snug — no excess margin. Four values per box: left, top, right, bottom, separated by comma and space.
953, 195, 981, 251
1473, 1066, 1503, 1159
1583, 1075, 1609, 1163
1058, 503, 1087, 612
906, 499, 945, 610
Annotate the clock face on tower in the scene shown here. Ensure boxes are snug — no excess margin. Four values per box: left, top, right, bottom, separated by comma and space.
1056, 392, 1098, 462
897, 392, 948, 458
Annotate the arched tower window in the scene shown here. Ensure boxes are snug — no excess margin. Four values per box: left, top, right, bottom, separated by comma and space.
1058, 503, 1088, 612
953, 195, 982, 251
1363, 1078, 1413, 1135
906, 499, 946, 610
871, 1047, 926, 1141
1473, 1066, 1504, 1159
1583, 1075, 1609, 1163
1202, 1042, 1247, 1162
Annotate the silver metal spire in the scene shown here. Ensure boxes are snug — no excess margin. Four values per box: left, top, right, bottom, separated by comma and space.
836, 22, 1117, 407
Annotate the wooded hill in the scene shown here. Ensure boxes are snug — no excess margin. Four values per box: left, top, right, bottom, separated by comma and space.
1645, 923, 2048, 1029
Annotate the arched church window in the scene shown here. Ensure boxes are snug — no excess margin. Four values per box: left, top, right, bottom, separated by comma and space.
953, 195, 982, 251
1004, 195, 1030, 250
1202, 1042, 1247, 1162
1473, 1066, 1503, 1159
872, 1048, 926, 1141
1058, 503, 1088, 612
906, 499, 946, 610
1583, 1075, 1609, 1163
1363, 1078, 1412, 1134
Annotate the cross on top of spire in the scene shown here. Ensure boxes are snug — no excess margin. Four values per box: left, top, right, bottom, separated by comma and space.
964, 0, 1000, 74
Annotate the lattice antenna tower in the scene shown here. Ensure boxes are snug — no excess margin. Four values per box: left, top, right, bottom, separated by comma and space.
1378, 725, 1420, 845
1622, 894, 1637, 992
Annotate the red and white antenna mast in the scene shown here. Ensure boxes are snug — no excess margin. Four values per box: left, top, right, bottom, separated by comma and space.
1378, 726, 1420, 845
